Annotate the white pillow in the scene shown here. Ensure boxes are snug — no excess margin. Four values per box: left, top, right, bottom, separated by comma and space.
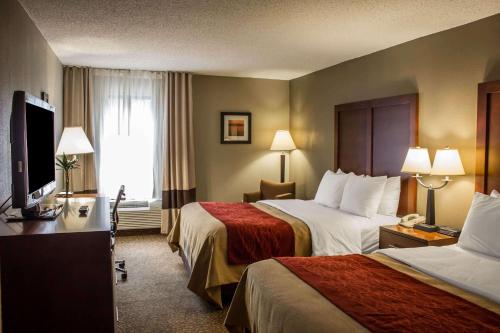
491, 189, 500, 198
340, 175, 387, 218
336, 168, 345, 174
314, 171, 351, 208
377, 176, 401, 216
458, 192, 500, 258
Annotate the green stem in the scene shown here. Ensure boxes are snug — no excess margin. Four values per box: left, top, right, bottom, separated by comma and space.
65, 169, 70, 197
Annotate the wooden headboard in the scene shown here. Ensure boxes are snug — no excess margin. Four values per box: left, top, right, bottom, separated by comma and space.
476, 80, 500, 194
334, 94, 418, 216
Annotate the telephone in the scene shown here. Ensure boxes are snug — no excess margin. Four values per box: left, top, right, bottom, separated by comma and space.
399, 214, 426, 228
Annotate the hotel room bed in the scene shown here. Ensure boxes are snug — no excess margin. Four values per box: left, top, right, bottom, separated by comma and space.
167, 200, 310, 307
168, 94, 419, 307
224, 245, 500, 333
167, 199, 398, 307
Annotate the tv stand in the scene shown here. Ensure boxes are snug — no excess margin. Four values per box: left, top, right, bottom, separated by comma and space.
0, 197, 115, 333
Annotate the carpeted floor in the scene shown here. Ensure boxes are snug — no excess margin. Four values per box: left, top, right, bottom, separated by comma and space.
115, 234, 228, 333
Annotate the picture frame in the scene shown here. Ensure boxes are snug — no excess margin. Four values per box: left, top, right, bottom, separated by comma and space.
41, 91, 49, 103
220, 111, 252, 144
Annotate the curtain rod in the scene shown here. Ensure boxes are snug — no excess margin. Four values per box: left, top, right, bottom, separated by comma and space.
63, 65, 192, 76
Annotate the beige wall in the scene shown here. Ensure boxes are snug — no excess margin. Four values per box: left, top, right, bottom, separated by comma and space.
193, 75, 289, 201
290, 14, 500, 228
0, 0, 63, 201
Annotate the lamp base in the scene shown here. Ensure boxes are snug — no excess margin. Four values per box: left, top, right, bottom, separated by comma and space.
414, 223, 439, 233
280, 153, 285, 183
425, 188, 435, 225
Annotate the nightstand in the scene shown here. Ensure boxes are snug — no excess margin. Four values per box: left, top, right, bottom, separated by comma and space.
379, 225, 458, 249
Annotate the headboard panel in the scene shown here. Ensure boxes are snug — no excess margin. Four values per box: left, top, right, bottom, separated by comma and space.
334, 94, 418, 216
476, 80, 500, 194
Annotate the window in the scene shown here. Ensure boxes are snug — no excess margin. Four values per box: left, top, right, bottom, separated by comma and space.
93, 70, 164, 200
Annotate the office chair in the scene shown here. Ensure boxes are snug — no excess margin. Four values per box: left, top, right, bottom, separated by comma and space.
111, 185, 127, 280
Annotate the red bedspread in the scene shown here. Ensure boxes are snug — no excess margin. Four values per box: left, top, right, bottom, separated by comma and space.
276, 255, 500, 333
200, 202, 294, 265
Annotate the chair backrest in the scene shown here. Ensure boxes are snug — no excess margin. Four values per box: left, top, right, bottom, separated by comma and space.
260, 180, 295, 199
112, 185, 126, 225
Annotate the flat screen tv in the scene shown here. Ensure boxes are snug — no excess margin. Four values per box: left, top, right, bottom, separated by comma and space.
10, 91, 56, 211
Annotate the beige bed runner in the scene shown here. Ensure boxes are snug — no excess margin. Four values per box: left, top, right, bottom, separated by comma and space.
167, 202, 311, 307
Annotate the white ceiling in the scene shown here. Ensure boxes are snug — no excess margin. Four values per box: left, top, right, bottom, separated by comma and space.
19, 0, 500, 80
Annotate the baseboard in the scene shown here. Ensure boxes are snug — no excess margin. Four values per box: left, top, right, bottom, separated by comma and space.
116, 228, 161, 236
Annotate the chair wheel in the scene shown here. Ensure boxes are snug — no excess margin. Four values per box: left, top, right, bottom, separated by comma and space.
121, 272, 127, 280
119, 262, 125, 268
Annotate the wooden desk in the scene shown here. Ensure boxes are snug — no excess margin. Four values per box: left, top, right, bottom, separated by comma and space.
0, 197, 115, 333
379, 225, 458, 249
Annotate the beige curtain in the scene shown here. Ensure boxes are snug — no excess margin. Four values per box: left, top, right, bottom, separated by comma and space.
161, 72, 196, 233
62, 66, 97, 192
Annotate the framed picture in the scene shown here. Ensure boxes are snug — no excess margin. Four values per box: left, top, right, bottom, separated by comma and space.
220, 111, 252, 144
41, 91, 49, 103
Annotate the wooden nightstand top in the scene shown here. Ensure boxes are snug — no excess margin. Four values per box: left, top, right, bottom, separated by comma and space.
382, 225, 455, 241
379, 225, 458, 249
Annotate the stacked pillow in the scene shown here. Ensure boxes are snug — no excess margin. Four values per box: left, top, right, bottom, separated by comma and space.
314, 169, 401, 218
377, 176, 401, 216
340, 175, 387, 218
314, 170, 351, 209
458, 191, 500, 258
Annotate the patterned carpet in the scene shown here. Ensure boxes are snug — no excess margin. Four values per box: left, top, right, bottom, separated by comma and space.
115, 235, 228, 333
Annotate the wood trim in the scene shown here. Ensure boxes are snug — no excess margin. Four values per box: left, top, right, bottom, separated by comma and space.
334, 93, 418, 215
367, 108, 374, 174
476, 80, 500, 194
334, 105, 372, 175
333, 110, 339, 171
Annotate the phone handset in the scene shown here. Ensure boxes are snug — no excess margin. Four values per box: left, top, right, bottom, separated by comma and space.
399, 214, 426, 228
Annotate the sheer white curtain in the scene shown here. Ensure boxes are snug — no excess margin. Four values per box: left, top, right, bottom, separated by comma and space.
93, 69, 165, 200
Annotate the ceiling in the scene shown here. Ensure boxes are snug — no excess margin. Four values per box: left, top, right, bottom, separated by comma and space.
19, 0, 500, 80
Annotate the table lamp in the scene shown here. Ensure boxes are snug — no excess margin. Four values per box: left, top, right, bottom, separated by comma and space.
56, 127, 94, 197
401, 146, 464, 228
270, 130, 296, 183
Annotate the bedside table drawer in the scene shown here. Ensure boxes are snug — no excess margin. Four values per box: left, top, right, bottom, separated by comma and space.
379, 231, 425, 249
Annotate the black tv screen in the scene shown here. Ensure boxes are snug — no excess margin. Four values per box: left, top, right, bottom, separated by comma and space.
11, 91, 56, 209
26, 103, 55, 193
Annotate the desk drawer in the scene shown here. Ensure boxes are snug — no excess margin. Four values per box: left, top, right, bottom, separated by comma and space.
379, 231, 426, 249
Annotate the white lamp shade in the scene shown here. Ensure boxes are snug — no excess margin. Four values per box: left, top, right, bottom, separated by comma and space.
431, 148, 465, 176
56, 127, 94, 155
401, 147, 432, 174
270, 130, 296, 151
